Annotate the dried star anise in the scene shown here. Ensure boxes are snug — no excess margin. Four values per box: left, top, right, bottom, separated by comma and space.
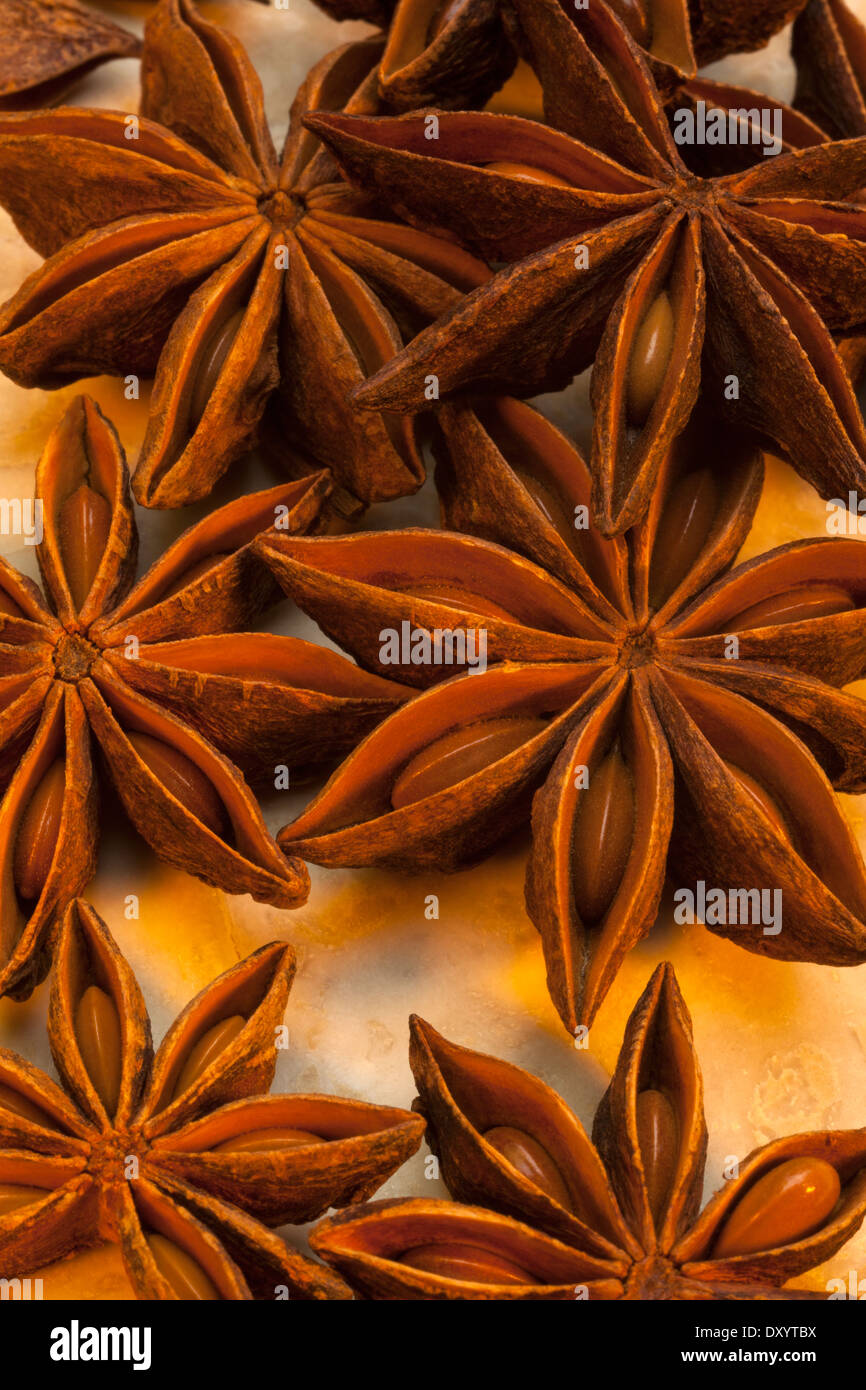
255, 397, 866, 1030
0, 3, 489, 514
309, 964, 866, 1299
0, 0, 140, 113
0, 900, 425, 1299
0, 393, 406, 1001
308, 0, 866, 536
332, 0, 807, 112
794, 0, 866, 138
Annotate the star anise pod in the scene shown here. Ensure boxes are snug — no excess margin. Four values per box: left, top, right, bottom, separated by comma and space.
0, 393, 404, 1001
256, 396, 866, 1030
794, 0, 866, 139
309, 964, 866, 1300
0, 0, 140, 113
308, 0, 866, 536
0, 900, 425, 1299
0, 3, 489, 514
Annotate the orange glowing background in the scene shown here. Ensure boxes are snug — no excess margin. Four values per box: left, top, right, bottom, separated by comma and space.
0, 0, 863, 1300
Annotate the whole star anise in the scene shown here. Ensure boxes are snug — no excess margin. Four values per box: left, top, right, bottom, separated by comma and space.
309, 964, 866, 1300
0, 900, 425, 1299
0, 394, 406, 1002
0, 0, 140, 113
307, 0, 866, 536
0, 2, 489, 513
256, 396, 866, 1030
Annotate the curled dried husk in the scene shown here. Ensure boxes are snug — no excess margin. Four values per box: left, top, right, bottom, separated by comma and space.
278, 663, 607, 871
0, 688, 97, 1001
140, 940, 295, 1134
49, 900, 151, 1129
151, 1093, 427, 1224
0, 0, 140, 112
310, 1197, 622, 1300
592, 963, 706, 1255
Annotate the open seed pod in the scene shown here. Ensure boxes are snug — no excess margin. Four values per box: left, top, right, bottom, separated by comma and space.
672, 1130, 866, 1288
311, 964, 866, 1300
408, 1015, 637, 1262
0, 396, 345, 998
118, 634, 410, 789
0, 901, 423, 1299
310, 1197, 621, 1299
278, 664, 609, 872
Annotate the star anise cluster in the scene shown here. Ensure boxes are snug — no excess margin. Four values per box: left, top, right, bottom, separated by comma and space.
0, 0, 863, 1307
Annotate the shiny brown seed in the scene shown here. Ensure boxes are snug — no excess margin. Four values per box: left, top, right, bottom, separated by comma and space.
407, 582, 520, 622
484, 161, 573, 189
160, 551, 232, 601
728, 764, 790, 842
391, 716, 547, 810
75, 985, 122, 1114
608, 0, 651, 46
571, 742, 635, 924
13, 760, 66, 902
127, 732, 228, 839
725, 583, 856, 633
648, 468, 719, 608
190, 309, 245, 428
0, 1083, 53, 1128
0, 1184, 48, 1216
713, 1157, 841, 1259
399, 1242, 537, 1285
484, 1125, 572, 1210
626, 290, 674, 426
59, 482, 112, 610
146, 1232, 220, 1300
212, 1126, 325, 1153
172, 1015, 246, 1101
636, 1089, 679, 1223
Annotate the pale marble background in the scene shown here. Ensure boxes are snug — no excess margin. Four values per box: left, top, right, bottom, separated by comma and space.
0, 0, 864, 1297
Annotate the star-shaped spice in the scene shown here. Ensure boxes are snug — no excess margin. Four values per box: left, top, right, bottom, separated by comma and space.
256, 395, 866, 1030
0, 0, 140, 113
309, 964, 866, 1300
307, 0, 866, 536
0, 2, 489, 513
0, 900, 425, 1299
0, 393, 408, 1001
